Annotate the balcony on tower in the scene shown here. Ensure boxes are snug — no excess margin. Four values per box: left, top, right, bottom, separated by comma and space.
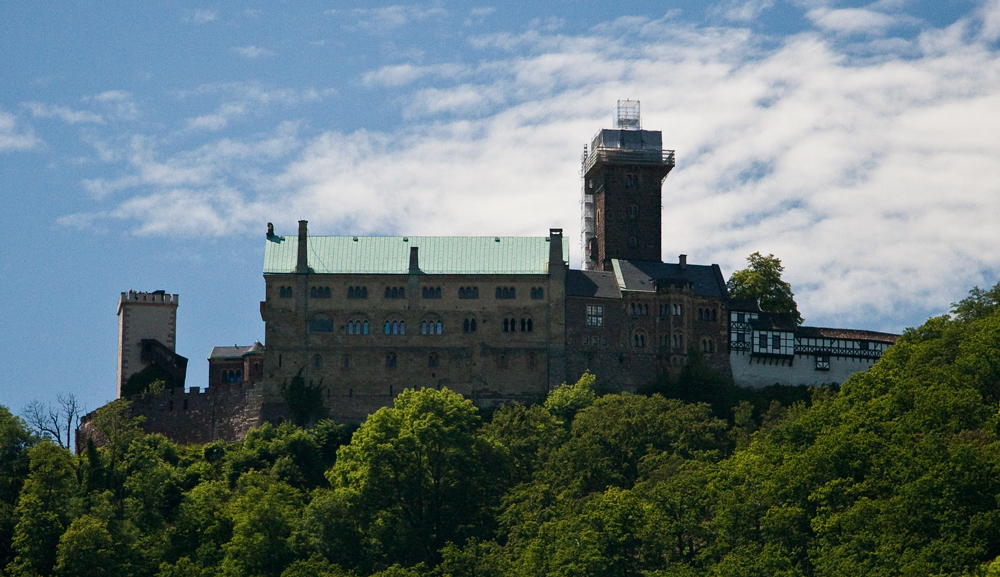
582, 100, 676, 174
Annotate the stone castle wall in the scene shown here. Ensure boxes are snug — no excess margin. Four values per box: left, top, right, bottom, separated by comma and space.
79, 381, 264, 449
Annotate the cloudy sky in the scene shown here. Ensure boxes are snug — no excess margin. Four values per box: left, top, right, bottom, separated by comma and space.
2, 0, 999, 415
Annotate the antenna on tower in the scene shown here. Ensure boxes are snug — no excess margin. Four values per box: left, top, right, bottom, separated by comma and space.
613, 99, 640, 130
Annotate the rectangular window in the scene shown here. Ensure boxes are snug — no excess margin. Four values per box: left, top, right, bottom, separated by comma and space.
772, 334, 781, 351
586, 305, 603, 327
816, 355, 830, 371
583, 336, 589, 345
759, 333, 767, 349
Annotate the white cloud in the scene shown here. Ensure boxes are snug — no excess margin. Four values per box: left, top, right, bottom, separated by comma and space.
340, 5, 448, 31
711, 0, 774, 23
0, 108, 39, 151
66, 9, 1000, 332
362, 63, 465, 87
24, 102, 103, 124
806, 7, 906, 34
185, 9, 217, 24
233, 45, 274, 59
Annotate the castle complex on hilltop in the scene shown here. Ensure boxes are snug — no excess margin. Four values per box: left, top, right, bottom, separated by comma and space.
79, 101, 897, 447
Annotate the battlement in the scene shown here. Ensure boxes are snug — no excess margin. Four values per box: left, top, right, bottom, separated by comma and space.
120, 290, 178, 306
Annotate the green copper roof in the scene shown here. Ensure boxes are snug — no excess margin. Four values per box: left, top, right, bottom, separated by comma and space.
263, 235, 568, 275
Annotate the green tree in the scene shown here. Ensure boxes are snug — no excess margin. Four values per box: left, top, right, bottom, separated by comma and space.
543, 372, 597, 427
727, 252, 803, 324
330, 387, 509, 569
52, 515, 116, 577
0, 407, 34, 570
8, 441, 78, 577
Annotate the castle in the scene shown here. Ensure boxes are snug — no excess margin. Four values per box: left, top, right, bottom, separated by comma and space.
79, 101, 897, 446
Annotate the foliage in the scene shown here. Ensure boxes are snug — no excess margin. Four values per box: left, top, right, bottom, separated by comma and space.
3, 282, 1000, 577
329, 387, 509, 570
727, 251, 803, 324
281, 369, 330, 427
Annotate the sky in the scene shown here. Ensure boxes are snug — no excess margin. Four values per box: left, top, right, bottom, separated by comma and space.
2, 0, 999, 418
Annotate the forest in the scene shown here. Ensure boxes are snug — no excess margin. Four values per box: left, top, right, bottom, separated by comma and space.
2, 283, 1000, 577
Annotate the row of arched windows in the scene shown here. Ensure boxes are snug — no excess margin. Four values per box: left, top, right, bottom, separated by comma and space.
221, 369, 242, 382
496, 287, 516, 299
347, 320, 369, 334
530, 287, 545, 299
310, 286, 331, 298
459, 287, 479, 299
463, 318, 478, 333
279, 286, 293, 298
422, 287, 442, 299
658, 304, 683, 316
323, 351, 540, 373
630, 303, 649, 316
385, 287, 405, 299
420, 320, 443, 335
348, 286, 368, 299
698, 308, 718, 321
502, 317, 533, 333
384, 320, 406, 335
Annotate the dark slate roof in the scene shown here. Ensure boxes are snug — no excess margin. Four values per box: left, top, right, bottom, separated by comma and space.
612, 259, 729, 299
751, 312, 800, 331
728, 299, 761, 312
566, 269, 621, 299
208, 341, 264, 360
797, 327, 899, 343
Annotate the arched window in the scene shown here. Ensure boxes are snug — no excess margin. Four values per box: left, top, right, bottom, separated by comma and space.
348, 287, 355, 299
399, 321, 406, 334
348, 321, 355, 334
499, 354, 507, 369
235, 370, 242, 382
503, 318, 510, 332
342, 356, 350, 369
628, 236, 638, 248
310, 287, 317, 298
520, 318, 526, 332
384, 321, 391, 334
436, 321, 443, 334
221, 370, 228, 382
428, 353, 439, 368
309, 313, 334, 333
421, 321, 428, 335
386, 353, 397, 368
392, 321, 399, 334
470, 318, 477, 332
496, 287, 503, 299
463, 318, 470, 333
526, 318, 533, 332
711, 309, 717, 321
363, 321, 369, 334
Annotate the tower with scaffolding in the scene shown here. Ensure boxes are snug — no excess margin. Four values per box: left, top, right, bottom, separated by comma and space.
581, 100, 675, 271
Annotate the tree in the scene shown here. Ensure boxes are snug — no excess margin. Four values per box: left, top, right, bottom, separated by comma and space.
0, 407, 35, 570
726, 252, 803, 324
330, 387, 509, 568
21, 393, 81, 450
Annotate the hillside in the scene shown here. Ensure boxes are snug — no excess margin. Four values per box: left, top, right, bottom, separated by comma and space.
2, 283, 1000, 577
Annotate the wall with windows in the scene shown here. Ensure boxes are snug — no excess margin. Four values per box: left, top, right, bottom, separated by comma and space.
564, 288, 729, 392
730, 350, 879, 389
260, 270, 562, 423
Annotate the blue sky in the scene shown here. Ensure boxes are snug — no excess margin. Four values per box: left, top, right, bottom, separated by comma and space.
2, 0, 999, 417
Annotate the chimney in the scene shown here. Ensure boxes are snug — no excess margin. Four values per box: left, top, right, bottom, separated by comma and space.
549, 228, 563, 264
409, 246, 419, 273
296, 220, 309, 273
678, 254, 687, 270
266, 222, 274, 238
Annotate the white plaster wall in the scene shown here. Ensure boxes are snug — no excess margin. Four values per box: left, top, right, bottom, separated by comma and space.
731, 352, 877, 389
117, 297, 178, 397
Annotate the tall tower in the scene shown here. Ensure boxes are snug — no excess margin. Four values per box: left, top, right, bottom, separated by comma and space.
581, 100, 675, 270
116, 290, 185, 397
